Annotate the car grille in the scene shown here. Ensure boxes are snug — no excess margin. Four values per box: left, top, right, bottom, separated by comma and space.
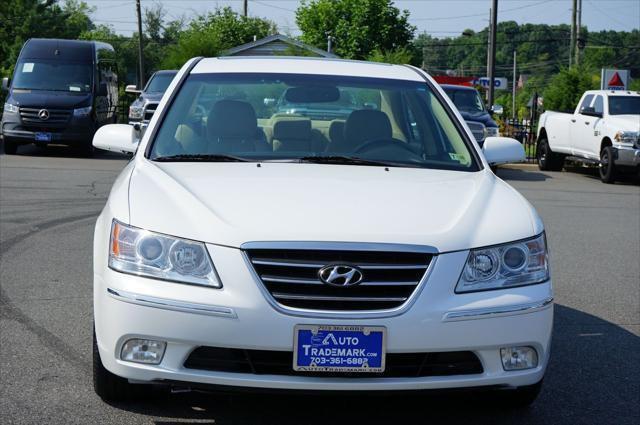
19, 107, 71, 127
245, 248, 433, 311
184, 347, 483, 378
143, 102, 158, 122
466, 121, 486, 142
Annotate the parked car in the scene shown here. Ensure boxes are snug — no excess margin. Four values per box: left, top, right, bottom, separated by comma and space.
1, 38, 118, 155
441, 84, 501, 146
126, 70, 178, 129
91, 57, 550, 407
537, 90, 640, 183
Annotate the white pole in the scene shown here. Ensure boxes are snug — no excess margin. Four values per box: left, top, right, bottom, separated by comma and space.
512, 50, 517, 122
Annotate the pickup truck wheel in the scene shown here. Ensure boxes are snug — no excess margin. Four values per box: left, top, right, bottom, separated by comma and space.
537, 137, 563, 171
93, 327, 151, 402
3, 138, 18, 155
599, 145, 616, 184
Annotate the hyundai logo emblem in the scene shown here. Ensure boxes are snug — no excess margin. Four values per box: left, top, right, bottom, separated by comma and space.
318, 264, 364, 287
38, 109, 50, 121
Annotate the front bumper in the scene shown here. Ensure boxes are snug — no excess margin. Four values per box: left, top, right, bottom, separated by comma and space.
94, 244, 553, 391
1, 115, 94, 146
612, 144, 640, 167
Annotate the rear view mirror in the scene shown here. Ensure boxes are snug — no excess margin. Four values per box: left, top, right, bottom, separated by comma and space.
93, 124, 138, 154
1, 77, 9, 91
285, 86, 340, 103
125, 84, 141, 95
483, 137, 525, 165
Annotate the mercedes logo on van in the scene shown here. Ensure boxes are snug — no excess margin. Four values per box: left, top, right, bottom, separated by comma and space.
38, 109, 50, 121
318, 264, 364, 287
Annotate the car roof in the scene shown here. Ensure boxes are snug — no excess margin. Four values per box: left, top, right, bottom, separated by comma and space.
153, 70, 178, 75
191, 57, 424, 82
440, 84, 477, 91
583, 90, 639, 97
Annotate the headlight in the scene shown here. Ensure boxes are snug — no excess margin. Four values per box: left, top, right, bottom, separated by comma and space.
4, 102, 18, 113
73, 106, 92, 117
456, 233, 549, 293
485, 126, 500, 138
109, 220, 222, 288
614, 131, 639, 144
129, 106, 144, 120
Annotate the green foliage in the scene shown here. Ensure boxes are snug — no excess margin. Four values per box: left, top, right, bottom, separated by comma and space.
542, 66, 599, 112
162, 7, 276, 69
296, 0, 415, 60
367, 47, 413, 64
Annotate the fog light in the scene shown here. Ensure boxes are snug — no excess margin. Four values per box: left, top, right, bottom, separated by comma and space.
500, 346, 538, 371
120, 339, 166, 364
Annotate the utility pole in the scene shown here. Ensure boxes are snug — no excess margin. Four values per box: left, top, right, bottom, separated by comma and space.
487, 0, 498, 110
136, 0, 145, 88
570, 0, 577, 67
243, 0, 248, 17
486, 7, 492, 80
575, 0, 582, 66
512, 50, 517, 122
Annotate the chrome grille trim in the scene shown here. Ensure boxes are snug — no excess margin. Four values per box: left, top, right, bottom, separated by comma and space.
243, 242, 437, 318
143, 102, 159, 122
19, 107, 71, 125
466, 121, 486, 143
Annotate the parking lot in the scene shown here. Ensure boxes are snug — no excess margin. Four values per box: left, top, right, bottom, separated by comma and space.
0, 146, 638, 425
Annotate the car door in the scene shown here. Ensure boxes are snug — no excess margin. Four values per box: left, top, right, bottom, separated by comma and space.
573, 95, 603, 159
571, 94, 594, 157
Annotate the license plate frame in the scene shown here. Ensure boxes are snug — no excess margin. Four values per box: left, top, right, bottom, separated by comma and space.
293, 325, 386, 373
34, 132, 52, 142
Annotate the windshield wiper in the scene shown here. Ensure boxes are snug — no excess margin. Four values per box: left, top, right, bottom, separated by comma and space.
152, 154, 251, 162
298, 155, 397, 167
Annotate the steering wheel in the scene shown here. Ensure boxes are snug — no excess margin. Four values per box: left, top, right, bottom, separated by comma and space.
353, 138, 420, 156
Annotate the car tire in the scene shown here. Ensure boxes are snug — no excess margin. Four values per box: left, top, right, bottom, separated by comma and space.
599, 145, 616, 184
537, 137, 563, 171
93, 327, 148, 402
500, 380, 543, 408
3, 138, 18, 155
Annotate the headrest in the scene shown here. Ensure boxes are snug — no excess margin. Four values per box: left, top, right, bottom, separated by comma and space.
207, 100, 257, 140
273, 118, 311, 140
344, 110, 392, 146
329, 120, 345, 142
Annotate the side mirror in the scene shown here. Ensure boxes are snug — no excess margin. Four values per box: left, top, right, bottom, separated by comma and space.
483, 137, 525, 165
125, 84, 141, 95
93, 124, 138, 154
491, 104, 504, 115
1, 77, 9, 91
579, 106, 602, 118
97, 82, 108, 96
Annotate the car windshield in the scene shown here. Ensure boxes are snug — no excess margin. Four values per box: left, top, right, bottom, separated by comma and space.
12, 60, 92, 92
149, 73, 478, 171
608, 96, 640, 115
145, 72, 177, 93
443, 88, 486, 114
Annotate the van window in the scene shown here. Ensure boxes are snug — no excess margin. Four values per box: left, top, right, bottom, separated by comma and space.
13, 60, 92, 93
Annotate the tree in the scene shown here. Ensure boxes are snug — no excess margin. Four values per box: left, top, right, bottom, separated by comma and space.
296, 0, 415, 60
367, 47, 413, 64
542, 66, 598, 112
162, 7, 276, 69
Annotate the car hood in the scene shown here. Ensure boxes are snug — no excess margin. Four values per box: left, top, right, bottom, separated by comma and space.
458, 110, 498, 128
606, 115, 640, 131
127, 161, 540, 252
9, 89, 91, 109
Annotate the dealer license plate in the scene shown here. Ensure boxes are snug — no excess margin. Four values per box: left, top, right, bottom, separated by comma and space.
293, 325, 386, 373
35, 132, 52, 142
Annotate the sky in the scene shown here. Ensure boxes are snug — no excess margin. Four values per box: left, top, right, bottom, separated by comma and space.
84, 0, 640, 37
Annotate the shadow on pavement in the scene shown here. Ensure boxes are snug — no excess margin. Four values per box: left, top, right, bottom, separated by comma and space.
497, 166, 552, 181
107, 305, 639, 425
0, 139, 128, 160
563, 164, 640, 186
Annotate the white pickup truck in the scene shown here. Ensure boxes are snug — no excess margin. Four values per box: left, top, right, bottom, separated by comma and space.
536, 90, 640, 183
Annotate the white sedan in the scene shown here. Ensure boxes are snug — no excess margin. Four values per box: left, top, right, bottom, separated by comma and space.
92, 57, 552, 407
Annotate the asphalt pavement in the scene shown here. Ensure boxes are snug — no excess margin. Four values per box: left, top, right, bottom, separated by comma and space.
1, 144, 638, 425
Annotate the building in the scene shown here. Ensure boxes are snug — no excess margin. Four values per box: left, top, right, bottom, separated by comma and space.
223, 34, 338, 58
